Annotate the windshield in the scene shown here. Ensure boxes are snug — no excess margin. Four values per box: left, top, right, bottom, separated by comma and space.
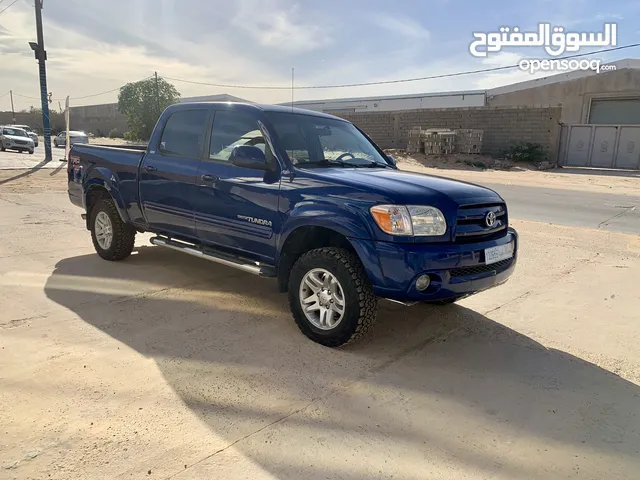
265, 112, 389, 168
3, 128, 28, 137
13, 126, 32, 133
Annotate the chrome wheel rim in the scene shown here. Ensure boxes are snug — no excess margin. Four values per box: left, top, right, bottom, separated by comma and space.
299, 268, 346, 330
95, 211, 113, 250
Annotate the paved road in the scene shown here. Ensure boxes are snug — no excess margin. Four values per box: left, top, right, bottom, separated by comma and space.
480, 182, 640, 235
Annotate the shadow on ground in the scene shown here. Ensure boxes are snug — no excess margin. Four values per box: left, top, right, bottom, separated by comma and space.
43, 247, 640, 479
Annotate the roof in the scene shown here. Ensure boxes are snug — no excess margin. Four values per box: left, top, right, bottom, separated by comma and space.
169, 101, 346, 120
180, 93, 252, 103
284, 89, 486, 107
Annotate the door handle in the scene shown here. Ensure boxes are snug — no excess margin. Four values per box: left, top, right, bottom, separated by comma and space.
201, 174, 218, 182
144, 165, 157, 172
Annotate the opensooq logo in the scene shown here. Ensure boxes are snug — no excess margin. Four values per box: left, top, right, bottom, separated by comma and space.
469, 23, 617, 58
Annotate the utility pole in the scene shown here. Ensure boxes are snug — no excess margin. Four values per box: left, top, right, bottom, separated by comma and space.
154, 71, 160, 119
9, 90, 15, 124
29, 0, 52, 161
291, 67, 294, 112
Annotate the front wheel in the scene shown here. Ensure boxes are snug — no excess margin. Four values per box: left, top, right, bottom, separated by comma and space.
90, 198, 136, 261
0, 142, 5, 152
288, 247, 378, 347
28, 150, 34, 155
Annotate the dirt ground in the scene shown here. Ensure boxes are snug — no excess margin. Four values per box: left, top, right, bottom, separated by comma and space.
1, 167, 639, 479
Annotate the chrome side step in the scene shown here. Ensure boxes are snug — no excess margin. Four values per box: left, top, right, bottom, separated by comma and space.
384, 298, 418, 307
150, 236, 276, 277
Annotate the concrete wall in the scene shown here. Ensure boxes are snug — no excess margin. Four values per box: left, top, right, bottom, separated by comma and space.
337, 105, 562, 162
0, 110, 128, 136
487, 68, 640, 124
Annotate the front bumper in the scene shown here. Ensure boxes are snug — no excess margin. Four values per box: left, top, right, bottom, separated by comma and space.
350, 228, 518, 302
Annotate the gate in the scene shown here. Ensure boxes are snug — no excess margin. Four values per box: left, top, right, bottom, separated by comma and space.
559, 124, 640, 170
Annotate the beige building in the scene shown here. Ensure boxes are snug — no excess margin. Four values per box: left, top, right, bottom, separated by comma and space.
487, 58, 640, 125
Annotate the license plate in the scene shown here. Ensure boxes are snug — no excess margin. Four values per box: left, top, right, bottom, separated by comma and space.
484, 242, 514, 265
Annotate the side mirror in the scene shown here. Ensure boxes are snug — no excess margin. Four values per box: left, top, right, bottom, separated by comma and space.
230, 145, 268, 170
386, 154, 397, 166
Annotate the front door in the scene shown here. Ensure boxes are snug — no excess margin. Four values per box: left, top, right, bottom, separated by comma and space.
194, 107, 281, 262
139, 107, 211, 239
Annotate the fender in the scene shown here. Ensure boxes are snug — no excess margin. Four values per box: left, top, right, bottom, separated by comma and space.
277, 202, 375, 254
276, 202, 387, 288
83, 167, 131, 224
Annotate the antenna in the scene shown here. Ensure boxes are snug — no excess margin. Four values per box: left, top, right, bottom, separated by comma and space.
291, 67, 294, 112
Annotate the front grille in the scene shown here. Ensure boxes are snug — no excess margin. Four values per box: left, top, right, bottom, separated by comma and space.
15, 140, 27, 145
454, 203, 508, 243
450, 258, 514, 277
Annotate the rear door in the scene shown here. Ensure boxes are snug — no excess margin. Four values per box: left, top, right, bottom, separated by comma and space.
194, 108, 281, 262
139, 106, 212, 239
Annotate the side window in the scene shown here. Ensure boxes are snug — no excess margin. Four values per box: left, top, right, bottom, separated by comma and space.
209, 110, 266, 162
159, 109, 208, 158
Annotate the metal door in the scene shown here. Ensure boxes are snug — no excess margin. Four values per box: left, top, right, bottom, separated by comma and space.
565, 126, 592, 167
560, 124, 640, 170
590, 126, 617, 168
615, 127, 640, 169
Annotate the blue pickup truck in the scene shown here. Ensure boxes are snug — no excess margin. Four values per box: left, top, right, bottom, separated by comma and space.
68, 102, 517, 346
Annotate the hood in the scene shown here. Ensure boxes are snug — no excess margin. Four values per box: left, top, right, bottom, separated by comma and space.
3, 134, 34, 143
304, 167, 502, 207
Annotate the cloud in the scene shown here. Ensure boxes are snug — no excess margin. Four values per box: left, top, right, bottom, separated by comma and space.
231, 1, 333, 54
368, 13, 430, 40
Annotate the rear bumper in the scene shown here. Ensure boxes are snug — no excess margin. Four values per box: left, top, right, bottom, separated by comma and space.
350, 228, 518, 302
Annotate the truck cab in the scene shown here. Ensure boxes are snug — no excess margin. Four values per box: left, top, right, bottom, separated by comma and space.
68, 102, 517, 347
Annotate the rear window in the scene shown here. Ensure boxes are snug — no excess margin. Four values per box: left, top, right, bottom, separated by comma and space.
159, 109, 209, 158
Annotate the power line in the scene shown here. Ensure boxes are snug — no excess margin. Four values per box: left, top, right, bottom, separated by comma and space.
165, 43, 640, 90
0, 91, 10, 99
11, 75, 153, 103
0, 0, 19, 15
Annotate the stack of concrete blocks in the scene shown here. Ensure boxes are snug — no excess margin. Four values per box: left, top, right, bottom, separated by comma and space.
407, 127, 423, 153
422, 129, 457, 155
455, 129, 484, 154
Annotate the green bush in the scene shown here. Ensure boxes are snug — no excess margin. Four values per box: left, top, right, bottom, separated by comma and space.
108, 128, 124, 139
123, 131, 138, 141
503, 142, 544, 162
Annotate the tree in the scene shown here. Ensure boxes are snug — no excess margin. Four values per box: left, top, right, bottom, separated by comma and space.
117, 77, 180, 141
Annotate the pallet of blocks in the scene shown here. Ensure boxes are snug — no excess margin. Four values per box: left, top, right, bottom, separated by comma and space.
455, 129, 484, 154
422, 129, 456, 155
407, 127, 423, 153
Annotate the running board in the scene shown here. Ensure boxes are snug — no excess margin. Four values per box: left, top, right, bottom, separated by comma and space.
150, 236, 276, 277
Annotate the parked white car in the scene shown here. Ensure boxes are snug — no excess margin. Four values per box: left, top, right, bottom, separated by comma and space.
10, 124, 39, 147
53, 131, 89, 148
0, 126, 35, 154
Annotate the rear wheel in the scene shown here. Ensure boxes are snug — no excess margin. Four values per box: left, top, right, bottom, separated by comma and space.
28, 149, 34, 155
90, 198, 136, 261
288, 247, 377, 347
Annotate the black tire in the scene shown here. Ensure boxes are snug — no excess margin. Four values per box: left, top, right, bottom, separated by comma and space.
28, 150, 34, 155
0, 142, 5, 152
90, 198, 136, 261
288, 247, 377, 347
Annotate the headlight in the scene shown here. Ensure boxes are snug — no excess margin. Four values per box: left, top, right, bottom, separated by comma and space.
370, 205, 447, 236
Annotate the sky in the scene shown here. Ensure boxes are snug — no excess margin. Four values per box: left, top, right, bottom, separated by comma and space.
0, 0, 639, 111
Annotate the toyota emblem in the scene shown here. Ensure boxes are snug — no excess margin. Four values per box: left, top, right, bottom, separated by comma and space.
485, 211, 496, 227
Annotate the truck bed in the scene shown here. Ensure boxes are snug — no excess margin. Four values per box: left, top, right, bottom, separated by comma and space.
68, 144, 147, 211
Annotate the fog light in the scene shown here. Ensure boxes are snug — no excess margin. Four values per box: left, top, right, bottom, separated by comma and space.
415, 274, 431, 291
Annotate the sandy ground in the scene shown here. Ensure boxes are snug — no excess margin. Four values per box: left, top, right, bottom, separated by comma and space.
1, 168, 640, 479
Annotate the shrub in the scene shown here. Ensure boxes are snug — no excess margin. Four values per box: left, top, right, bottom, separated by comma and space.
108, 128, 124, 139
123, 131, 138, 141
503, 142, 544, 162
